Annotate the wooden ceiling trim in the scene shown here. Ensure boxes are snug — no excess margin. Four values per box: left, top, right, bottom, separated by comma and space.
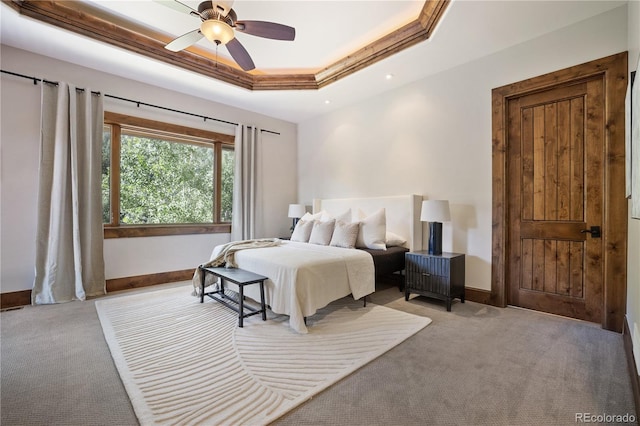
419, 0, 450, 32
8, 0, 254, 89
252, 74, 319, 91
5, 0, 450, 91
315, 0, 450, 88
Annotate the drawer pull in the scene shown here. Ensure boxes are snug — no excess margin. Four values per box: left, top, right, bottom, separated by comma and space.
422, 273, 431, 277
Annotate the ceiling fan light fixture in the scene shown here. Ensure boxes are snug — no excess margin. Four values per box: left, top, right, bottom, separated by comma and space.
201, 19, 234, 45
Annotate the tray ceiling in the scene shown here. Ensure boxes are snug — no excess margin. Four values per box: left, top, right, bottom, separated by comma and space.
1, 0, 626, 123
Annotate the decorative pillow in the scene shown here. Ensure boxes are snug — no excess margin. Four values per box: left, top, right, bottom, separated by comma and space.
300, 211, 323, 222
309, 219, 335, 245
320, 209, 352, 223
386, 231, 407, 247
290, 219, 314, 242
330, 220, 360, 249
355, 208, 387, 250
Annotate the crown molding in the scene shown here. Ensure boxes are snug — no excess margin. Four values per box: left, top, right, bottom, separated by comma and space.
4, 0, 449, 91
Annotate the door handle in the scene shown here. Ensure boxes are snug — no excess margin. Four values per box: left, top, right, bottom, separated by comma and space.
580, 226, 601, 238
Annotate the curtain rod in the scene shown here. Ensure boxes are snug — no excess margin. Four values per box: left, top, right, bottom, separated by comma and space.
1, 69, 280, 135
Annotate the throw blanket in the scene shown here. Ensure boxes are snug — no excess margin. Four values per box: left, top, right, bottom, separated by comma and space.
192, 238, 281, 295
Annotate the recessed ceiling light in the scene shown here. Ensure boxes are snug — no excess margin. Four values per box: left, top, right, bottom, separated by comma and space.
385, 74, 394, 80
324, 100, 331, 104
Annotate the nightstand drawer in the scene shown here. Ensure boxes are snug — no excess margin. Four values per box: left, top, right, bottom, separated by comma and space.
408, 272, 451, 295
406, 254, 451, 276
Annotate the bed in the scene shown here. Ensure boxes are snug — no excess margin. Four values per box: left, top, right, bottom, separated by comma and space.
197, 194, 424, 333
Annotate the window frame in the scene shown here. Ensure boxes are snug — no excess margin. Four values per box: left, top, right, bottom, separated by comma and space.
103, 112, 234, 238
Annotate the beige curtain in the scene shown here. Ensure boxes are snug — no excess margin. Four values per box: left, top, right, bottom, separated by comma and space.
231, 125, 261, 241
32, 82, 106, 304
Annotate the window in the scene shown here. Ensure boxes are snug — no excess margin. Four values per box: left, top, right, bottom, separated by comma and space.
103, 112, 234, 238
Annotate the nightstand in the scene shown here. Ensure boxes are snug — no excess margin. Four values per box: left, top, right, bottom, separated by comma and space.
404, 251, 465, 311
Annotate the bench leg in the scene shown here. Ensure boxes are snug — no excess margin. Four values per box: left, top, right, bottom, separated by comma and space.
259, 281, 266, 321
200, 266, 205, 303
238, 284, 244, 328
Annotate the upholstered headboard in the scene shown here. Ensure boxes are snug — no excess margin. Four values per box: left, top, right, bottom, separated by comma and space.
312, 195, 424, 252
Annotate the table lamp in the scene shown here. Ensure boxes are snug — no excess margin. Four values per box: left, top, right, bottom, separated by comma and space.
421, 200, 451, 255
288, 204, 306, 230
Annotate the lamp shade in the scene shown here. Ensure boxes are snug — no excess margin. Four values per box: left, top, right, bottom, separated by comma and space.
420, 200, 451, 222
288, 204, 306, 219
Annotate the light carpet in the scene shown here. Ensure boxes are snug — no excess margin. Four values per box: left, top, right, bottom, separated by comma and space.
95, 285, 431, 426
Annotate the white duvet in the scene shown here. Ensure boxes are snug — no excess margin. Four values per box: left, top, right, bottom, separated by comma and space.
206, 240, 375, 333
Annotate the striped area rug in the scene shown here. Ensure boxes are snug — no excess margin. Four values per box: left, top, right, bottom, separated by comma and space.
95, 285, 431, 426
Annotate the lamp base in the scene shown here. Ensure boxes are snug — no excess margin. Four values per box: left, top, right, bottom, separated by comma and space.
428, 222, 443, 255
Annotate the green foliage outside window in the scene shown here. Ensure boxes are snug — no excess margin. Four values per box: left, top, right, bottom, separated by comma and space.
119, 133, 215, 224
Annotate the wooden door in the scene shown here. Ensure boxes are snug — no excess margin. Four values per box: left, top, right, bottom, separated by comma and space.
507, 78, 604, 322
492, 52, 628, 332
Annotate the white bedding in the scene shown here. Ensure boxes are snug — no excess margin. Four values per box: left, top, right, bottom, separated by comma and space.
206, 240, 375, 333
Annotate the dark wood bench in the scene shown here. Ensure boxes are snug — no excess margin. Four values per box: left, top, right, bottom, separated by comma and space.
199, 266, 268, 327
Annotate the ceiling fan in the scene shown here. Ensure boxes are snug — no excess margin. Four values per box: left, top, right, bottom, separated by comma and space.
155, 0, 296, 71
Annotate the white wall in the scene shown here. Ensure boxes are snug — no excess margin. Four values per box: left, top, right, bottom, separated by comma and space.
0, 46, 297, 292
627, 0, 640, 373
298, 5, 629, 291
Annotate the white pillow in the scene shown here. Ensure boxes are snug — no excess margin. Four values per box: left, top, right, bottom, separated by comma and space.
300, 211, 323, 222
309, 219, 335, 245
330, 220, 360, 249
386, 231, 407, 247
290, 219, 314, 242
355, 208, 387, 250
321, 209, 352, 223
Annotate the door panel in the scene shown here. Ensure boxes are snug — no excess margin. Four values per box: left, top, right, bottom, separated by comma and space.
508, 79, 604, 323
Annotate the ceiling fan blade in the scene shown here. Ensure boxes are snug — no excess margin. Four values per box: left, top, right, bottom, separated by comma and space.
226, 38, 255, 71
165, 29, 204, 52
235, 21, 295, 41
154, 0, 203, 19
